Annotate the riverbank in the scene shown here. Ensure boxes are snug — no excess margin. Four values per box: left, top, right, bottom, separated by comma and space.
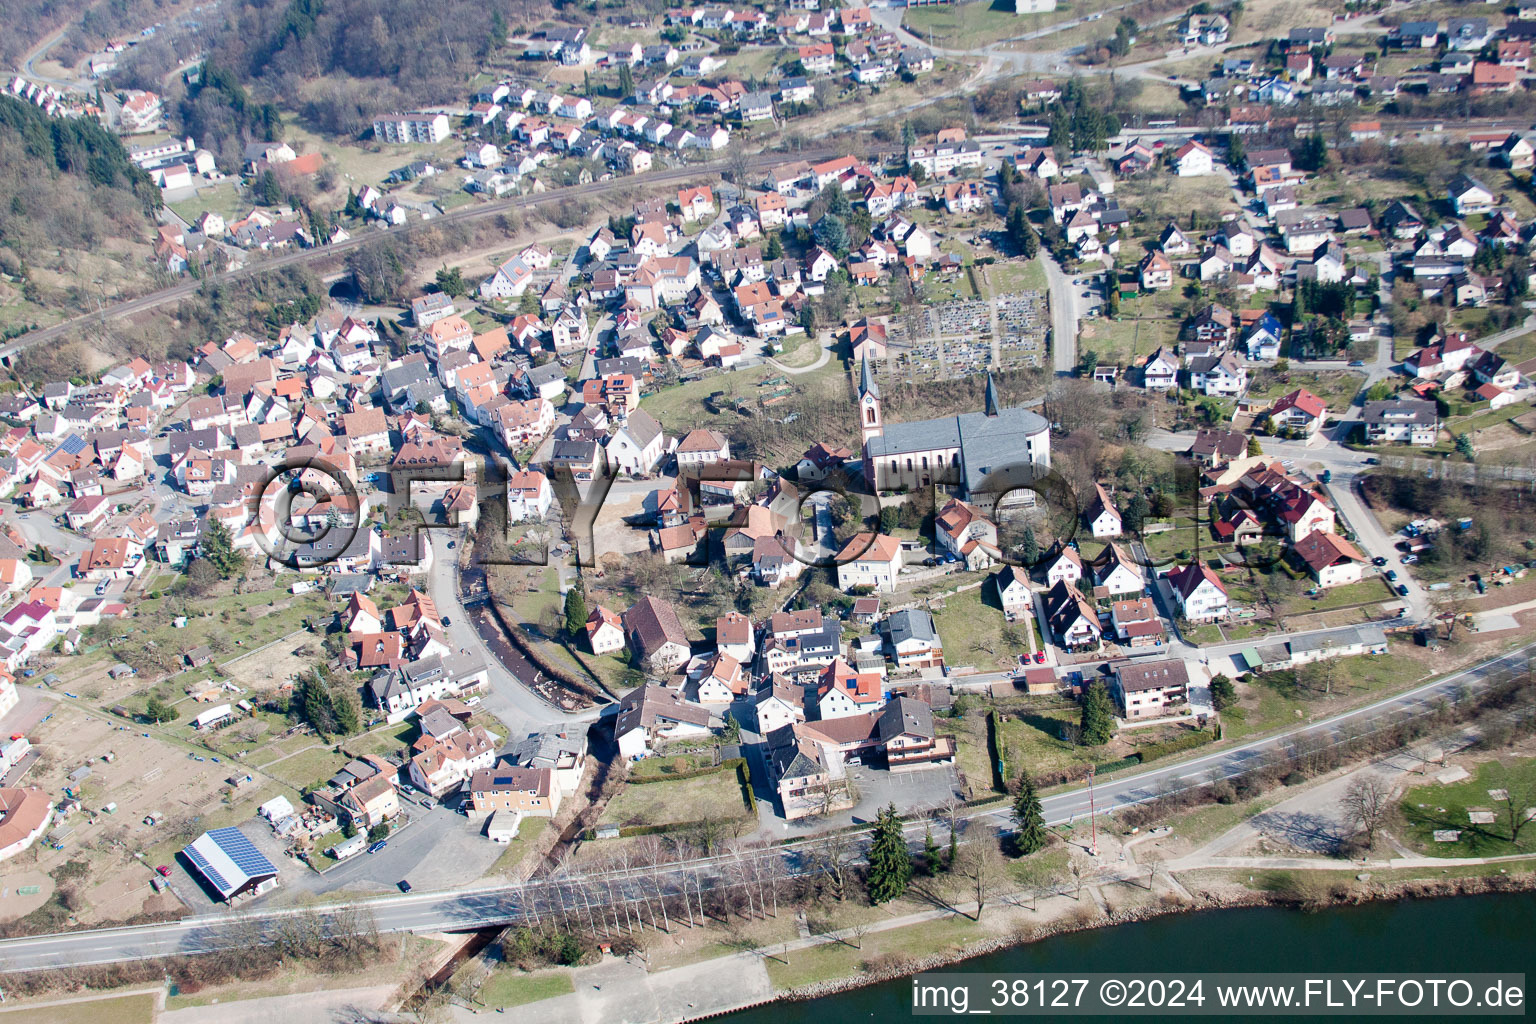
771, 870, 1536, 1007
433, 855, 1536, 1024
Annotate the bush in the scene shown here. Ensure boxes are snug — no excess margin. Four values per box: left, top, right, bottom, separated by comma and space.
1134, 729, 1215, 764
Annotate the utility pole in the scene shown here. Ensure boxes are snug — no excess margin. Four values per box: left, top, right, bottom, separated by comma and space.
1086, 764, 1098, 857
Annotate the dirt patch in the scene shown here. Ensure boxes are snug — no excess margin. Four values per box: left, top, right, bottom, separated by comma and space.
222, 644, 315, 693
591, 491, 652, 560
1466, 411, 1536, 452
0, 868, 53, 921
5, 703, 294, 925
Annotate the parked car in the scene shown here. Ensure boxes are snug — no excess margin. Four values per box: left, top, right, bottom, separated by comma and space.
1386, 570, 1398, 581
1401, 554, 1419, 565
398, 879, 412, 893
1372, 556, 1388, 567
156, 865, 172, 877
1397, 584, 1410, 596
368, 841, 387, 854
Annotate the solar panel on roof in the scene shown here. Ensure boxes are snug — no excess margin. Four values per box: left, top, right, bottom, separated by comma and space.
57, 434, 89, 456
184, 827, 277, 897
209, 826, 276, 875
182, 842, 231, 893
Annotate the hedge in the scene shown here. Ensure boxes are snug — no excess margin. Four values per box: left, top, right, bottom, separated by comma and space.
735, 758, 755, 814
626, 759, 734, 785
1133, 729, 1216, 764
986, 709, 1006, 793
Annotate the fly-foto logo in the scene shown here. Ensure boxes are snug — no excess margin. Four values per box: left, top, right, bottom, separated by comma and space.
242, 446, 1290, 581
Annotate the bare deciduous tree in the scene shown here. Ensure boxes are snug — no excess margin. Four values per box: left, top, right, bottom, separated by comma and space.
1067, 852, 1091, 900
1341, 774, 1393, 850
958, 841, 1007, 921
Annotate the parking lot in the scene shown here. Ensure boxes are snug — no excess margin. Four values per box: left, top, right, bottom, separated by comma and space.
846, 762, 962, 822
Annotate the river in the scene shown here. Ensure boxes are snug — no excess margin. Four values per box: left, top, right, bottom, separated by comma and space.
722, 892, 1536, 1022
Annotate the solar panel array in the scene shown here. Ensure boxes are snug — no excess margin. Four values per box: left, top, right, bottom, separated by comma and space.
56, 434, 89, 456
182, 839, 232, 893
210, 826, 277, 877
183, 826, 278, 896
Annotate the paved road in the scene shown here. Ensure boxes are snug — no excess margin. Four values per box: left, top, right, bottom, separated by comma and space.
1042, 252, 1079, 375
0, 639, 1527, 973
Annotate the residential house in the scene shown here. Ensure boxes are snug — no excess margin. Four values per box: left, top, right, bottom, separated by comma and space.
1113, 660, 1190, 720
1166, 561, 1229, 622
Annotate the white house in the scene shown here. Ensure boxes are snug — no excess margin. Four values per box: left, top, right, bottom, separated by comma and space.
835, 533, 903, 593
1172, 141, 1215, 177
1166, 562, 1229, 622
506, 470, 553, 522
1085, 484, 1122, 538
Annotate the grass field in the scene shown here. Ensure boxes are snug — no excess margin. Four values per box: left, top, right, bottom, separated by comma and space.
599, 771, 751, 828
0, 992, 157, 1024
1244, 369, 1366, 410
928, 586, 1021, 672
478, 969, 576, 1009
1078, 316, 1172, 373
1277, 576, 1395, 616
986, 257, 1048, 294
765, 913, 985, 990
1397, 756, 1536, 858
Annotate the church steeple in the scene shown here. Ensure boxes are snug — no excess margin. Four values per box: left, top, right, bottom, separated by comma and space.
984, 372, 1000, 417
858, 354, 882, 444
860, 352, 880, 400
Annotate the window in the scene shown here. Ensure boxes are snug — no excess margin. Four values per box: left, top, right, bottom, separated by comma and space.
865, 406, 876, 424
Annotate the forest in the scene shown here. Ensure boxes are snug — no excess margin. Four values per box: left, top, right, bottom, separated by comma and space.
117, 0, 544, 151
0, 94, 159, 317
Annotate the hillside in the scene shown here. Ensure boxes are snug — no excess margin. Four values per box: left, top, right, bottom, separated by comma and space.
164, 0, 531, 144
0, 95, 161, 334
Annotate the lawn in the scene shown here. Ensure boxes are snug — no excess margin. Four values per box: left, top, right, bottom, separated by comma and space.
348, 719, 417, 758
927, 586, 1022, 672
902, 0, 1040, 47
1137, 518, 1202, 566
937, 712, 998, 799
1447, 403, 1531, 435
478, 969, 576, 1009
1077, 316, 1171, 373
765, 913, 985, 991
1244, 369, 1366, 410
262, 745, 352, 791
599, 770, 752, 829
630, 752, 717, 778
640, 366, 775, 436
1277, 576, 1394, 616
986, 257, 1047, 294
1226, 649, 1426, 740
488, 816, 557, 878
0, 992, 156, 1024
168, 180, 247, 226
1397, 756, 1536, 858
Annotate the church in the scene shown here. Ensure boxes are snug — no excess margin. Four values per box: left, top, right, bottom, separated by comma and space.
858, 357, 1051, 495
